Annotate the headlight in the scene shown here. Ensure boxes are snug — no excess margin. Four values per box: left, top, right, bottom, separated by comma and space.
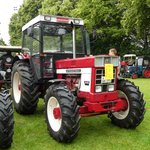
95, 86, 102, 92
74, 19, 80, 24
6, 57, 12, 63
6, 69, 11, 73
108, 85, 114, 91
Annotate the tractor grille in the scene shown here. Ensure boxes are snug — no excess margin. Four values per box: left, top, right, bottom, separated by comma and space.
95, 69, 116, 92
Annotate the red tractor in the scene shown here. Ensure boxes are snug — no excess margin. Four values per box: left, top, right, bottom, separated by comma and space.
0, 46, 19, 148
11, 15, 145, 143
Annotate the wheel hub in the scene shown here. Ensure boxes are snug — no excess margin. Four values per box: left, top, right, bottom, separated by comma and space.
18, 84, 22, 91
53, 107, 61, 119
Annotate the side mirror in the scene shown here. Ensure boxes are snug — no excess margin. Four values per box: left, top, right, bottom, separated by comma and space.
27, 26, 33, 37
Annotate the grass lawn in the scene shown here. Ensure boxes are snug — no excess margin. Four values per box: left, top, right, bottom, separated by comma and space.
10, 78, 150, 150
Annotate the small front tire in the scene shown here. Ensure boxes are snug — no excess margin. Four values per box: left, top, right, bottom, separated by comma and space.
45, 83, 80, 143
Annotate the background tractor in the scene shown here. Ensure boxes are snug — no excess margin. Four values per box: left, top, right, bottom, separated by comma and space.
11, 15, 145, 143
0, 46, 19, 148
129, 56, 150, 79
120, 54, 136, 78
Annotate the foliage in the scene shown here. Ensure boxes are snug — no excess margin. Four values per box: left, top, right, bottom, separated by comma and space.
0, 38, 6, 45
8, 0, 150, 55
72, 0, 127, 55
9, 0, 43, 45
39, 0, 78, 16
9, 13, 22, 46
39, 0, 62, 15
119, 0, 150, 54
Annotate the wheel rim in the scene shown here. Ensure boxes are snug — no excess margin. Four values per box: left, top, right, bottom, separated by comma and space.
47, 96, 62, 132
13, 72, 21, 104
113, 90, 129, 120
143, 70, 150, 78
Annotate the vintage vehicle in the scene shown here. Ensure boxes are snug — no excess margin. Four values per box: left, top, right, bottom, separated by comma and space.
129, 56, 150, 79
0, 46, 20, 148
123, 54, 136, 66
11, 15, 145, 142
120, 54, 136, 77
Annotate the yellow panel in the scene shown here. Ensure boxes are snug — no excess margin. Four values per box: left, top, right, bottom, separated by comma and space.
105, 64, 113, 80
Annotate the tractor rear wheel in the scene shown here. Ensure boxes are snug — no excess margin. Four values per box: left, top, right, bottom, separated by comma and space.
0, 91, 14, 149
45, 83, 80, 143
11, 61, 39, 114
109, 79, 145, 128
143, 69, 150, 78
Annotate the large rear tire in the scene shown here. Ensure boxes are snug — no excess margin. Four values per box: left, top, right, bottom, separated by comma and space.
11, 61, 39, 114
109, 79, 145, 128
45, 83, 80, 143
0, 91, 14, 149
143, 69, 150, 78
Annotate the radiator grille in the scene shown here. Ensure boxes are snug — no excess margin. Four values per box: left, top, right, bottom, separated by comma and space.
95, 69, 116, 92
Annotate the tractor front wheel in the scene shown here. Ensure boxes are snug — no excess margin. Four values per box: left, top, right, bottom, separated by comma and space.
45, 83, 80, 143
109, 79, 145, 128
131, 73, 138, 79
0, 91, 14, 149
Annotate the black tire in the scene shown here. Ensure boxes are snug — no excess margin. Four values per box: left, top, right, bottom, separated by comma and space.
109, 79, 145, 128
0, 91, 14, 149
11, 61, 39, 114
45, 83, 80, 143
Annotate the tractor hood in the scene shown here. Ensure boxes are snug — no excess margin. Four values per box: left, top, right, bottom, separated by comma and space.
56, 55, 119, 69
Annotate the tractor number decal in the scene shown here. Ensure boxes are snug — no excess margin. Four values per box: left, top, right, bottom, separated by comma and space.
104, 64, 113, 80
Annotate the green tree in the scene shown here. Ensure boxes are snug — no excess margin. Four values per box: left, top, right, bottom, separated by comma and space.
9, 13, 22, 45
9, 0, 43, 45
72, 0, 129, 55
119, 0, 150, 54
39, 0, 78, 16
39, 0, 62, 15
9, 0, 150, 55
0, 38, 6, 46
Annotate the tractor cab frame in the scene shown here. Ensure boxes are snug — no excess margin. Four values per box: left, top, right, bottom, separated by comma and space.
21, 15, 90, 82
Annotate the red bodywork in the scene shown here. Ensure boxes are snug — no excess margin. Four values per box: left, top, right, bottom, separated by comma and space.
56, 56, 128, 117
